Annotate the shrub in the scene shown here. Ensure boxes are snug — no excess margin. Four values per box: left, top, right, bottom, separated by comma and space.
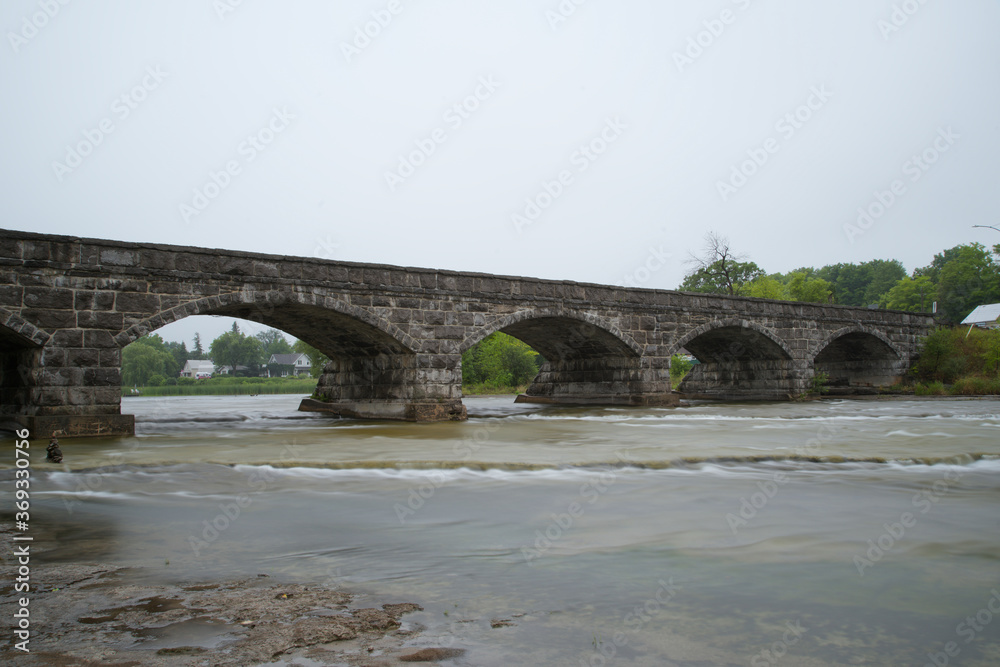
952, 376, 991, 395
914, 381, 946, 396
147, 374, 166, 386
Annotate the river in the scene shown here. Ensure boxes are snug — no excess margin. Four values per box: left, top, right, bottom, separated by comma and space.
5, 395, 1000, 665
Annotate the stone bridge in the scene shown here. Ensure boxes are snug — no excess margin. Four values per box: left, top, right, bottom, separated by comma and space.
0, 229, 934, 437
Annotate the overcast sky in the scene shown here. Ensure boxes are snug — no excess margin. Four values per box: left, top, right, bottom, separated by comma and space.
3, 1, 999, 347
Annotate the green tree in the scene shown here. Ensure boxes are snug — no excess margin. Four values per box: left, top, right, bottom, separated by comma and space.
293, 340, 331, 378
122, 335, 180, 386
680, 232, 764, 296
861, 259, 907, 305
930, 243, 1000, 322
812, 260, 905, 306
745, 275, 788, 300
192, 333, 206, 360
257, 328, 293, 359
787, 272, 832, 303
880, 275, 935, 311
210, 323, 265, 375
164, 340, 189, 370
461, 333, 540, 387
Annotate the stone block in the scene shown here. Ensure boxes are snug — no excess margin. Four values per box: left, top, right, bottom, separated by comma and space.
83, 330, 117, 348
22, 309, 76, 329
24, 286, 74, 310
77, 310, 125, 330
114, 292, 159, 314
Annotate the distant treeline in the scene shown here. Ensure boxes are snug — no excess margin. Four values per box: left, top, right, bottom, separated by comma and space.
680, 240, 1000, 323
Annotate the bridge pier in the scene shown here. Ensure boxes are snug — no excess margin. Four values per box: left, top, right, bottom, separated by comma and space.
1, 322, 134, 438
516, 356, 678, 407
677, 360, 810, 400
299, 353, 467, 421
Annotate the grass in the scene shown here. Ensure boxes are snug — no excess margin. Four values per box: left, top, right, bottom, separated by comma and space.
125, 378, 534, 397
123, 377, 318, 397
462, 382, 530, 395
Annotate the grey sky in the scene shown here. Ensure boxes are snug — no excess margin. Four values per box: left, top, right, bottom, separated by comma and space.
3, 1, 999, 347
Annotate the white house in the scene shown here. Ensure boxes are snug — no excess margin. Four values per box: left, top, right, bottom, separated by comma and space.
180, 359, 216, 378
267, 353, 312, 377
961, 303, 1000, 330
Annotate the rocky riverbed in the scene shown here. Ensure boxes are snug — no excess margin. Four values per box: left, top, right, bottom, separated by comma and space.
0, 529, 456, 667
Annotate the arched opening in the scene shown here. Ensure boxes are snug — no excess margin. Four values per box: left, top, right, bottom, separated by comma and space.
673, 322, 799, 399
119, 294, 431, 421
813, 330, 902, 390
0, 323, 43, 425
463, 314, 670, 406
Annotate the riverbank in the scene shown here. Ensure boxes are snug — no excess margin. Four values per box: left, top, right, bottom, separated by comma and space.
0, 527, 444, 666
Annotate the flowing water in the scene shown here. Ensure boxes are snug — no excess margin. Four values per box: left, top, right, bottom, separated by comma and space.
4, 395, 1000, 666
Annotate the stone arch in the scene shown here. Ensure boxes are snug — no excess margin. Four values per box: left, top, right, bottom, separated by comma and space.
668, 318, 794, 361
460, 308, 665, 407
114, 290, 418, 356
459, 307, 643, 359
0, 308, 51, 348
810, 326, 903, 362
811, 325, 905, 389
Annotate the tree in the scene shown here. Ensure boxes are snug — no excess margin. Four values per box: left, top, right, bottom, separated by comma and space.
788, 272, 832, 303
192, 333, 206, 360
880, 276, 934, 311
461, 333, 540, 387
293, 340, 331, 378
164, 340, 189, 370
256, 328, 293, 359
745, 275, 788, 300
680, 232, 763, 295
926, 243, 1000, 322
210, 324, 265, 375
122, 335, 180, 386
862, 259, 907, 305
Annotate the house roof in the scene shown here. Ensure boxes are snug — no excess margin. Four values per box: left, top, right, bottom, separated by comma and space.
269, 353, 308, 365
961, 303, 1000, 325
183, 359, 215, 370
